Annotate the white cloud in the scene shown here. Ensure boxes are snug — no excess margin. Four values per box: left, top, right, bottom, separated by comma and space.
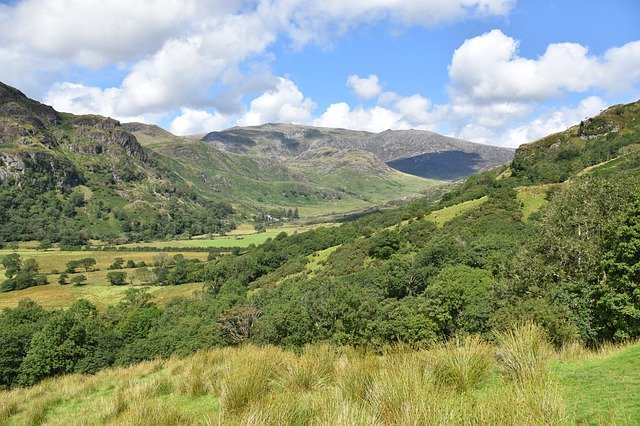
0, 0, 518, 135
238, 77, 315, 126
170, 108, 230, 135
270, 0, 515, 46
44, 82, 164, 124
449, 30, 640, 103
2, 0, 204, 68
347, 74, 382, 100
395, 94, 434, 126
314, 102, 407, 132
497, 96, 608, 146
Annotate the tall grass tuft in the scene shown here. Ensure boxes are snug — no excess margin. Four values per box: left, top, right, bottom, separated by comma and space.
476, 379, 569, 424
428, 335, 496, 393
495, 322, 554, 383
219, 345, 289, 417
337, 351, 379, 403
0, 398, 20, 423
282, 344, 338, 393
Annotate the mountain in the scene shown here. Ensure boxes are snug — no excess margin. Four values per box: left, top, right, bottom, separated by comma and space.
201, 123, 514, 180
124, 122, 444, 220
0, 81, 234, 244
0, 80, 446, 244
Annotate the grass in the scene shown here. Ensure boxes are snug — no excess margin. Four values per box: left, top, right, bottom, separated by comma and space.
554, 342, 640, 424
0, 248, 209, 309
120, 223, 337, 249
0, 323, 605, 425
0, 282, 204, 310
426, 196, 488, 226
0, 249, 207, 275
516, 185, 555, 222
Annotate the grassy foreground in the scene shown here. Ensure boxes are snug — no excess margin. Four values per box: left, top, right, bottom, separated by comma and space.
2, 324, 636, 425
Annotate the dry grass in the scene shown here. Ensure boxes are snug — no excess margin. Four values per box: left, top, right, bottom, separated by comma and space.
1, 325, 615, 425
0, 282, 203, 310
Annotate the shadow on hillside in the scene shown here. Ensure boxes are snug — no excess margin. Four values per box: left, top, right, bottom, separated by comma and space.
387, 150, 482, 180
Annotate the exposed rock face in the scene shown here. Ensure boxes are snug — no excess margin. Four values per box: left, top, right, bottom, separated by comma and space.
70, 116, 148, 162
0, 82, 147, 163
0, 82, 60, 126
0, 150, 84, 190
201, 123, 514, 180
0, 83, 60, 148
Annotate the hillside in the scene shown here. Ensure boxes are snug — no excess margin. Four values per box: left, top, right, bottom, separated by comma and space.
0, 82, 234, 244
124, 122, 443, 220
200, 123, 514, 180
1, 90, 639, 418
0, 80, 444, 244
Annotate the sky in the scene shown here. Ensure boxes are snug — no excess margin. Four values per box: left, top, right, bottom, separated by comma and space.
0, 0, 639, 147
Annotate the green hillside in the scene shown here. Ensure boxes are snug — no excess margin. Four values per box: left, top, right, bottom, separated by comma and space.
1, 81, 444, 247
127, 124, 445, 220
0, 82, 234, 245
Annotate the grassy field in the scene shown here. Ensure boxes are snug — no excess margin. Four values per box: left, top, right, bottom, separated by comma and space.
426, 196, 488, 226
0, 282, 203, 310
2, 324, 636, 425
120, 223, 338, 249
516, 185, 554, 222
554, 343, 640, 424
0, 250, 208, 275
0, 323, 587, 425
0, 249, 209, 310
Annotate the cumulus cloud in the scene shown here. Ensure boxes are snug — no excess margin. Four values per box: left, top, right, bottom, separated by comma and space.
1, 0, 204, 68
170, 108, 230, 135
270, 0, 515, 46
238, 78, 315, 126
449, 30, 640, 103
497, 96, 608, 146
314, 103, 406, 132
347, 74, 382, 100
44, 82, 164, 124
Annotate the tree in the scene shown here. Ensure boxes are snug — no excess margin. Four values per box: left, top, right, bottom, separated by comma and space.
58, 273, 70, 285
218, 306, 260, 344
109, 258, 124, 269
1, 253, 21, 278
424, 265, 494, 337
80, 258, 96, 272
593, 198, 640, 341
125, 259, 136, 268
65, 260, 80, 273
22, 258, 39, 273
131, 267, 156, 285
71, 275, 87, 287
106, 271, 128, 286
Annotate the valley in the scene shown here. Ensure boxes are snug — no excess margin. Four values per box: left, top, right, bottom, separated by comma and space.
1, 79, 640, 425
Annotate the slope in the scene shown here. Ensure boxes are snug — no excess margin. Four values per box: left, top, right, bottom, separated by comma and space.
201, 123, 514, 180
0, 81, 234, 244
125, 123, 443, 220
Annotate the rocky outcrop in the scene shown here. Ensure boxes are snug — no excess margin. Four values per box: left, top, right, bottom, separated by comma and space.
69, 115, 148, 162
0, 150, 84, 190
0, 82, 60, 126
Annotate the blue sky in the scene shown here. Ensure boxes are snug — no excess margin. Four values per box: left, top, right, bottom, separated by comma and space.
0, 0, 639, 146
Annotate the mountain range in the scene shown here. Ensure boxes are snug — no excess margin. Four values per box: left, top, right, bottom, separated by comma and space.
0, 80, 513, 242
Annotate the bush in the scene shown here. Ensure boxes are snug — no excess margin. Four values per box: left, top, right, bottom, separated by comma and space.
107, 271, 128, 286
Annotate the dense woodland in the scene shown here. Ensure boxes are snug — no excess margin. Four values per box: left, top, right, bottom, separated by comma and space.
1, 101, 640, 389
